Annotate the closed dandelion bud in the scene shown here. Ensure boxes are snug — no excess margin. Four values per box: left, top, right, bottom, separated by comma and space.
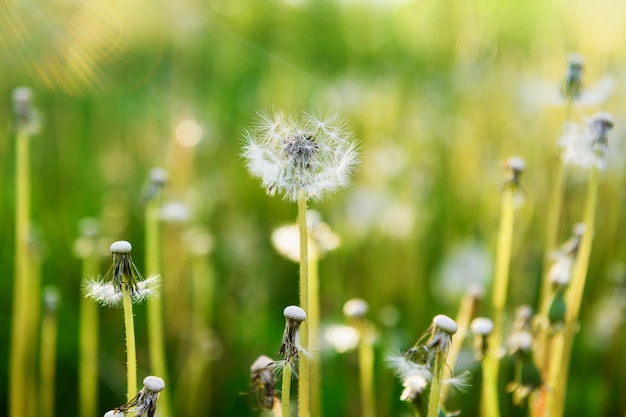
548, 289, 567, 327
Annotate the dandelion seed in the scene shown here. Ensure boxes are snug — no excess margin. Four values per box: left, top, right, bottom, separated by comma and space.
343, 298, 369, 319
242, 109, 359, 202
11, 86, 41, 134
113, 375, 165, 417
470, 317, 494, 360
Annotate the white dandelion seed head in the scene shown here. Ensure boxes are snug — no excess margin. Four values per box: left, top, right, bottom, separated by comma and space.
143, 376, 165, 393
323, 324, 360, 353
284, 305, 306, 322
110, 240, 132, 254
103, 410, 122, 417
12, 86, 33, 104
506, 156, 526, 174
242, 109, 359, 202
433, 314, 457, 335
149, 167, 168, 185
509, 331, 533, 352
470, 317, 494, 336
343, 298, 369, 318
558, 115, 615, 170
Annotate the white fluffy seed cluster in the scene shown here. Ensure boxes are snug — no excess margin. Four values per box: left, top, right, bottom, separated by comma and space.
110, 240, 132, 253
251, 355, 274, 373
507, 156, 526, 173
283, 305, 306, 322
343, 298, 369, 318
143, 376, 165, 393
433, 314, 458, 335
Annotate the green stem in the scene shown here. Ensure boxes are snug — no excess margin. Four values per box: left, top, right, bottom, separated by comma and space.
10, 128, 31, 417
426, 348, 446, 417
358, 322, 376, 417
309, 246, 321, 417
122, 285, 137, 401
480, 353, 500, 417
548, 166, 599, 417
283, 361, 293, 417
79, 251, 99, 417
486, 184, 516, 417
40, 307, 58, 417
145, 196, 171, 417
297, 191, 310, 417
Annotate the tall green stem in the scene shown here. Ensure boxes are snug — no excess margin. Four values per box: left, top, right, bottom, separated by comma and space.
10, 128, 31, 417
485, 185, 516, 417
79, 248, 100, 417
358, 322, 375, 417
145, 196, 171, 417
297, 191, 310, 417
547, 166, 599, 417
122, 285, 137, 401
426, 348, 447, 417
283, 361, 293, 417
40, 300, 58, 417
309, 246, 320, 417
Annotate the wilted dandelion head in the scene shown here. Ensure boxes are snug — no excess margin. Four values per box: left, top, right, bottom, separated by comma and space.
279, 305, 307, 362
112, 376, 165, 417
247, 355, 276, 411
563, 53, 585, 100
84, 275, 160, 307
558, 112, 616, 170
242, 109, 359, 202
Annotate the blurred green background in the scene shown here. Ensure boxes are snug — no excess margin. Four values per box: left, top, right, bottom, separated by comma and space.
1, 0, 625, 416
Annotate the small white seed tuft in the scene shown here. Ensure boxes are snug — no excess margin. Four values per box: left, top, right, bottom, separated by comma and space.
283, 305, 306, 322
433, 314, 457, 335
143, 375, 165, 393
592, 111, 614, 128
149, 167, 168, 185
110, 241, 132, 254
507, 156, 526, 173
470, 317, 494, 336
343, 298, 369, 318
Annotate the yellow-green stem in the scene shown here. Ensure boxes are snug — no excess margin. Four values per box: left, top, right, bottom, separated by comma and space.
10, 129, 31, 417
547, 166, 599, 417
309, 245, 321, 417
122, 286, 137, 401
426, 348, 446, 417
480, 354, 501, 417
442, 291, 478, 403
145, 197, 171, 417
358, 322, 375, 417
79, 252, 100, 417
297, 191, 310, 417
283, 361, 293, 417
40, 308, 58, 417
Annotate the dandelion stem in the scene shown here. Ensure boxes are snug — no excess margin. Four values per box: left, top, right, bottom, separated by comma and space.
122, 284, 138, 401
40, 301, 58, 417
309, 244, 321, 417
485, 183, 516, 417
10, 128, 31, 417
298, 191, 310, 417
282, 361, 293, 417
426, 346, 447, 417
145, 194, 172, 417
358, 322, 376, 417
79, 248, 100, 417
547, 166, 599, 417
480, 353, 500, 417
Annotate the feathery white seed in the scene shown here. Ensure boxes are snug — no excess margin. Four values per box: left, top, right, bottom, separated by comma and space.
507, 156, 526, 173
